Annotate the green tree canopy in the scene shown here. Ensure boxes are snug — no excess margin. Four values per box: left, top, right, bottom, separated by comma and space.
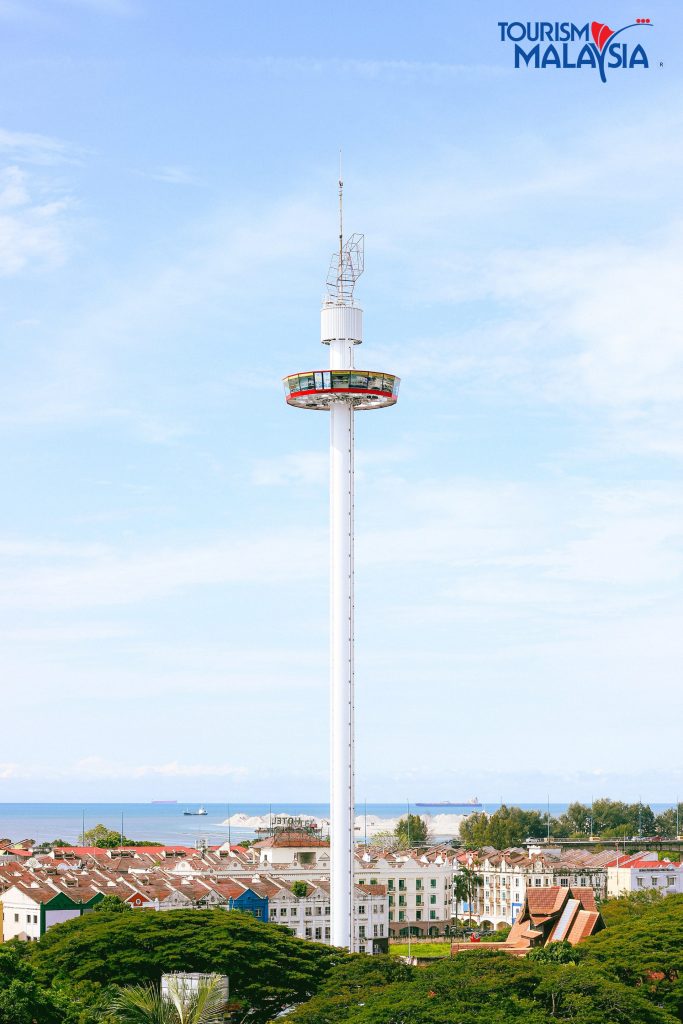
31, 909, 342, 1023
288, 951, 676, 1024
94, 895, 132, 914
459, 805, 547, 848
80, 824, 162, 848
552, 799, 657, 839
395, 814, 430, 848
653, 804, 683, 837
0, 943, 64, 1024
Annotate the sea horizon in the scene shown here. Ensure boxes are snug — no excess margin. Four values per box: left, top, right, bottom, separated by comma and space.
1, 800, 679, 847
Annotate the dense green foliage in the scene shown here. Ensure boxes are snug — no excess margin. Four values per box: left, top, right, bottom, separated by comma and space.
459, 798, 682, 846
289, 894, 683, 1023
4, 889, 679, 1024
459, 805, 547, 847
0, 943, 63, 1024
94, 895, 133, 913
30, 910, 341, 1023
82, 824, 161, 848
288, 951, 676, 1023
395, 814, 430, 848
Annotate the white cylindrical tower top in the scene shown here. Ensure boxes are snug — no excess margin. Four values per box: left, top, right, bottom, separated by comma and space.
321, 304, 363, 346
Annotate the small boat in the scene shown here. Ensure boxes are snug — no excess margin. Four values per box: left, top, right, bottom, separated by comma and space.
415, 798, 482, 807
183, 806, 208, 816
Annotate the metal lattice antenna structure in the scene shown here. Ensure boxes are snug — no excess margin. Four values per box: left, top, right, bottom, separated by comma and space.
326, 164, 364, 305
282, 176, 399, 952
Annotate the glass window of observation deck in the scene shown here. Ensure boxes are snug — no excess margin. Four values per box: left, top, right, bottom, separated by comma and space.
350, 373, 369, 389
331, 372, 349, 389
298, 373, 315, 391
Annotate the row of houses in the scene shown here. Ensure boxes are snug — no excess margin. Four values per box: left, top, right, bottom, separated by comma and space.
0, 853, 388, 953
2, 830, 680, 945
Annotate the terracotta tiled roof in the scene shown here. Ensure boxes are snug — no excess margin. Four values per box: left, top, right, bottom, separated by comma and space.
253, 831, 330, 849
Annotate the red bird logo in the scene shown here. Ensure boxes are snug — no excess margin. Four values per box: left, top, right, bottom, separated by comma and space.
591, 21, 614, 49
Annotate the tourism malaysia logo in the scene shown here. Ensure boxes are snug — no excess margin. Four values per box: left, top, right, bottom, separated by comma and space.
498, 18, 654, 82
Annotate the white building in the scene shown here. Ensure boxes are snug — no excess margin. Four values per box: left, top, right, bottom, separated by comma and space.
265, 877, 388, 954
606, 853, 683, 897
454, 847, 615, 931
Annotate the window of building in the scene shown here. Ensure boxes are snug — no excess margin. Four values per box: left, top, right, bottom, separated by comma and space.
637, 877, 644, 887
399, 895, 406, 906
325, 927, 330, 938
359, 925, 365, 938
358, 905, 366, 915
379, 904, 384, 912
290, 908, 297, 916
667, 877, 675, 887
430, 911, 436, 920
305, 906, 312, 915
280, 908, 287, 916
359, 945, 365, 954
534, 878, 541, 887
388, 879, 395, 890
389, 894, 394, 906
651, 877, 659, 886
315, 906, 322, 915
399, 911, 405, 921
389, 911, 394, 921
560, 879, 569, 887
399, 880, 406, 891
380, 924, 384, 936
430, 879, 437, 888
416, 895, 423, 906
14, 914, 19, 923
374, 925, 378, 937
370, 878, 377, 885
416, 879, 423, 890
325, 905, 330, 915
315, 928, 322, 940
416, 910, 422, 920
430, 895, 436, 904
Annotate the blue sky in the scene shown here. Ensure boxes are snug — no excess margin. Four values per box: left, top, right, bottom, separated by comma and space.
1, 0, 681, 803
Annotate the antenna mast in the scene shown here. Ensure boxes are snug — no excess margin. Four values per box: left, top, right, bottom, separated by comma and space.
338, 152, 343, 303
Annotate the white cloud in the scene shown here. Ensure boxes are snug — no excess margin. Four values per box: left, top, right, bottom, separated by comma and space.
0, 758, 247, 781
0, 165, 72, 274
0, 528, 327, 610
0, 127, 77, 165
141, 165, 202, 186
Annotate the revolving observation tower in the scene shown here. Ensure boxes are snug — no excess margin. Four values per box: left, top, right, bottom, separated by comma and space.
282, 180, 400, 950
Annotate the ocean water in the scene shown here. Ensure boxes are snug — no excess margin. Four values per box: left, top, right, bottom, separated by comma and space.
1, 801, 676, 846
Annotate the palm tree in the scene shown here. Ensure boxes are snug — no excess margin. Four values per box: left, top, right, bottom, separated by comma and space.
108, 975, 228, 1024
458, 867, 483, 929
452, 873, 470, 936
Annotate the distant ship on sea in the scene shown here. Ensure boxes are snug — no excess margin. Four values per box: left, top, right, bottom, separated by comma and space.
415, 798, 482, 808
183, 806, 208, 816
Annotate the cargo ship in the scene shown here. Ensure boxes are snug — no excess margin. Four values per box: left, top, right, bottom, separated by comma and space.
415, 798, 482, 807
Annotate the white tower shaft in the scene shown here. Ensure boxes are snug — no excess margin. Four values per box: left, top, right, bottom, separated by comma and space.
329, 332, 355, 950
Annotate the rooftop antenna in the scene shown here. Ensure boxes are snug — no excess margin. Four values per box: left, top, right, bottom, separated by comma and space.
326, 153, 364, 306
